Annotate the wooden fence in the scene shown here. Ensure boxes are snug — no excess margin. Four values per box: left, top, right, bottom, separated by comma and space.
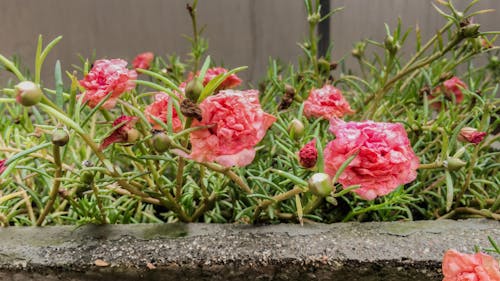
0, 0, 498, 85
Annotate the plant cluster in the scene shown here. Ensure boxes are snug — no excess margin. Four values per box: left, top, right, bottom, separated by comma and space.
0, 0, 498, 226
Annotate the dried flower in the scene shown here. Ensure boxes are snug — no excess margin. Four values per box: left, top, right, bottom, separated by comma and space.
303, 85, 354, 120
145, 93, 183, 132
442, 249, 500, 281
188, 90, 275, 167
299, 139, 318, 168
79, 59, 137, 109
458, 127, 487, 144
278, 84, 295, 111
100, 115, 139, 150
132, 52, 154, 70
324, 119, 419, 200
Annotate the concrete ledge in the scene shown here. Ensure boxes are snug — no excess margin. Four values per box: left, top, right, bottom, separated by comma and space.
0, 219, 498, 280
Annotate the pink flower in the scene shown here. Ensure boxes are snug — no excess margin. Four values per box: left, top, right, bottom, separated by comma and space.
100, 115, 139, 150
442, 249, 500, 281
324, 119, 419, 200
0, 159, 6, 175
299, 139, 318, 168
303, 85, 354, 120
132, 52, 154, 70
188, 89, 275, 167
79, 59, 137, 109
431, 77, 467, 109
186, 67, 242, 93
144, 92, 183, 132
458, 127, 487, 145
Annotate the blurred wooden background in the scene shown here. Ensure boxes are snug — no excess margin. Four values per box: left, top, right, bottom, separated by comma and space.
0, 0, 499, 85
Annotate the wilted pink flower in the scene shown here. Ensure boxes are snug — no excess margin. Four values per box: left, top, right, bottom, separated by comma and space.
188, 89, 275, 167
303, 85, 354, 120
324, 119, 419, 200
0, 159, 6, 175
299, 139, 318, 168
100, 115, 139, 150
132, 52, 154, 70
431, 77, 467, 109
458, 127, 487, 144
144, 92, 183, 132
442, 249, 500, 281
186, 67, 242, 93
79, 59, 137, 109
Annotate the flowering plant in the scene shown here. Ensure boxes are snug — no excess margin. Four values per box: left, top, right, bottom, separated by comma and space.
0, 0, 498, 227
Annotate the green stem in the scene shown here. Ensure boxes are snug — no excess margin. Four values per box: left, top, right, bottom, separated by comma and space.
36, 145, 62, 226
90, 182, 107, 224
253, 186, 304, 222
366, 33, 462, 119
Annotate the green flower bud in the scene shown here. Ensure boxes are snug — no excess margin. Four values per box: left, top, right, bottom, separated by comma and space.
308, 173, 333, 197
185, 77, 203, 101
288, 119, 305, 140
152, 132, 172, 153
444, 157, 467, 171
80, 171, 94, 185
384, 35, 400, 55
461, 23, 480, 38
15, 81, 43, 106
318, 58, 331, 74
51, 128, 69, 147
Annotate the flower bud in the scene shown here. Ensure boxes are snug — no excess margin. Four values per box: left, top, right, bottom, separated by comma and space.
298, 139, 318, 168
444, 157, 467, 171
185, 77, 203, 101
461, 23, 480, 38
126, 128, 140, 143
152, 131, 172, 153
15, 81, 43, 106
384, 35, 400, 55
80, 171, 94, 185
288, 119, 304, 139
458, 127, 486, 144
308, 173, 333, 197
318, 58, 331, 74
51, 128, 69, 147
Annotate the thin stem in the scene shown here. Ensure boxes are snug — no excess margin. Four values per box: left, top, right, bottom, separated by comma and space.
36, 145, 63, 226
90, 182, 107, 224
366, 34, 463, 119
202, 162, 252, 194
253, 186, 304, 222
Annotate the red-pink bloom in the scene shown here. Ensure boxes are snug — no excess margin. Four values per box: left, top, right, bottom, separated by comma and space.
144, 92, 183, 132
299, 139, 318, 168
186, 67, 242, 93
0, 159, 6, 175
79, 59, 137, 109
188, 89, 275, 167
458, 127, 487, 145
431, 77, 467, 109
303, 85, 354, 120
324, 119, 419, 200
132, 52, 154, 70
100, 115, 139, 150
442, 249, 500, 281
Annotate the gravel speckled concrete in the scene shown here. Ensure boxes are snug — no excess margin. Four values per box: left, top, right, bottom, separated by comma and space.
0, 219, 498, 280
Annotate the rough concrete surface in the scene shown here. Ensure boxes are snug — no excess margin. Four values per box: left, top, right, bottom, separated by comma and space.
0, 219, 498, 281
